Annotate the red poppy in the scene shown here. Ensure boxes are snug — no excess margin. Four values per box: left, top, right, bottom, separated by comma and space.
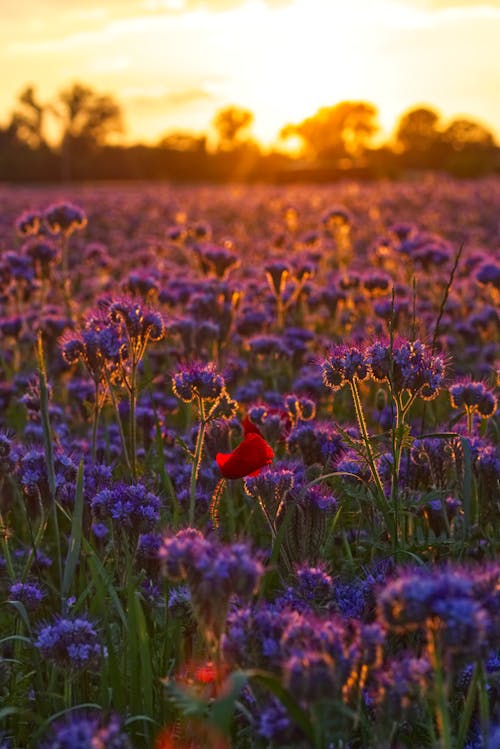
216, 432, 274, 479
242, 415, 262, 436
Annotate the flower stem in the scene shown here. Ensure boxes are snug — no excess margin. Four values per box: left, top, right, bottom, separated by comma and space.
130, 361, 138, 481
427, 624, 453, 749
189, 396, 206, 526
349, 379, 393, 536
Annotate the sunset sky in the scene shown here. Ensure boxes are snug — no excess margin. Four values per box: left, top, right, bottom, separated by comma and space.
2, 0, 500, 147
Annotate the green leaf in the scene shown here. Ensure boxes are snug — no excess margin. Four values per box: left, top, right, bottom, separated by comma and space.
208, 671, 249, 736
245, 669, 315, 743
61, 460, 84, 602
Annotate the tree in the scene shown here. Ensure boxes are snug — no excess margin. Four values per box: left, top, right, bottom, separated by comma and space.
212, 105, 254, 150
56, 82, 123, 148
9, 85, 47, 149
157, 132, 207, 152
55, 82, 123, 179
280, 101, 379, 162
440, 118, 495, 151
395, 107, 440, 153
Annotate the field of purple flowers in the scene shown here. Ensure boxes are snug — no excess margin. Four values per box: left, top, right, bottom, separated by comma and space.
0, 175, 499, 749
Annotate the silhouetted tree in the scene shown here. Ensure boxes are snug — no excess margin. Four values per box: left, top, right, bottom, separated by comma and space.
280, 101, 378, 162
9, 85, 47, 149
440, 118, 495, 151
55, 82, 123, 179
158, 132, 207, 152
212, 105, 254, 150
395, 106, 440, 153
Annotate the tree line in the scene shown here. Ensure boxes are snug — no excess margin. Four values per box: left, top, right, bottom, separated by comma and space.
1, 82, 499, 182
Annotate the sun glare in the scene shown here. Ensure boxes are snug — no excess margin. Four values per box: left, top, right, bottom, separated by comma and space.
216, 0, 377, 147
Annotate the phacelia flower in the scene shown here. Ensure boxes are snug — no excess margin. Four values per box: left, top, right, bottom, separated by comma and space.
9, 581, 44, 611
36, 615, 105, 671
39, 712, 132, 749
44, 201, 87, 236
172, 361, 225, 403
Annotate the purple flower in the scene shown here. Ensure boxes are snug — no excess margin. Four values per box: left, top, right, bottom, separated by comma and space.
160, 530, 263, 639
9, 581, 44, 611
15, 210, 42, 237
36, 615, 105, 671
172, 361, 225, 403
91, 483, 160, 534
44, 202, 87, 236
39, 712, 132, 749
322, 344, 370, 390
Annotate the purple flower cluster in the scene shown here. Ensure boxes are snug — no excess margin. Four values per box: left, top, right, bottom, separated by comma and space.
450, 380, 497, 418
91, 483, 160, 534
44, 202, 87, 236
9, 581, 44, 611
35, 615, 105, 671
172, 361, 226, 403
378, 566, 498, 658
160, 528, 263, 639
39, 712, 132, 749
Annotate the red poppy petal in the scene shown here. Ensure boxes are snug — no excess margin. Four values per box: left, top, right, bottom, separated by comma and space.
216, 452, 231, 470
216, 433, 274, 479
242, 416, 262, 436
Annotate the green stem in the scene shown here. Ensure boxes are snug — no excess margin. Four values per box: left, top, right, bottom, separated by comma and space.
37, 333, 63, 592
91, 382, 101, 464
0, 513, 15, 581
466, 408, 473, 435
104, 369, 133, 478
428, 625, 453, 749
189, 396, 206, 526
391, 395, 407, 551
349, 379, 392, 534
130, 361, 138, 481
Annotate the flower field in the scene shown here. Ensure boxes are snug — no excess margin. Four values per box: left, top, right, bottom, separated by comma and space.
0, 176, 498, 748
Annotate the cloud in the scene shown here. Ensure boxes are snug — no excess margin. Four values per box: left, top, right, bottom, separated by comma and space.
142, 0, 293, 10
126, 86, 216, 110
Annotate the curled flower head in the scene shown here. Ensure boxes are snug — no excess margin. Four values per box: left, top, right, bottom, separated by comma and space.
322, 344, 370, 391
284, 393, 316, 422
108, 296, 165, 359
244, 466, 294, 516
265, 260, 290, 296
366, 338, 446, 400
44, 201, 87, 236
15, 210, 42, 237
172, 361, 225, 403
450, 380, 497, 418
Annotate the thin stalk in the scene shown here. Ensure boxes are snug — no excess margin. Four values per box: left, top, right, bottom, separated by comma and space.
427, 625, 452, 749
104, 369, 133, 478
129, 361, 138, 481
91, 381, 101, 464
37, 333, 62, 592
257, 497, 293, 573
349, 379, 392, 534
0, 514, 15, 580
189, 396, 206, 526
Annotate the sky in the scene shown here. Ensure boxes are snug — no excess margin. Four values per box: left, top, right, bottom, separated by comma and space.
2, 0, 500, 147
